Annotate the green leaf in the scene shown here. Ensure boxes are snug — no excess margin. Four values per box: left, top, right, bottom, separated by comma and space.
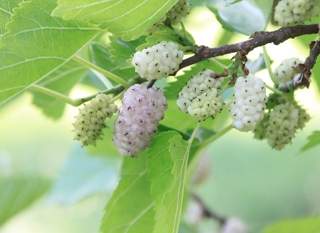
0, 176, 50, 226
52, 0, 179, 40
89, 41, 136, 81
0, 0, 22, 35
189, 0, 207, 6
136, 25, 181, 50
208, 0, 273, 35
108, 36, 145, 65
148, 132, 190, 233
0, 0, 99, 107
48, 146, 120, 205
31, 61, 86, 120
263, 217, 320, 233
101, 131, 192, 233
301, 131, 320, 152
100, 150, 156, 233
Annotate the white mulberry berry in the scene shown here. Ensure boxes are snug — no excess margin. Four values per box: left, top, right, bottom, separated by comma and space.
132, 41, 184, 81
113, 84, 167, 156
265, 102, 300, 150
73, 94, 117, 146
274, 0, 317, 26
166, 0, 190, 25
266, 103, 310, 150
177, 70, 224, 121
231, 76, 267, 131
221, 218, 248, 233
274, 58, 302, 90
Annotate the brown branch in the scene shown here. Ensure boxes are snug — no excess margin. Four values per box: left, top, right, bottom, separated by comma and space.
179, 24, 319, 70
294, 40, 320, 88
192, 193, 226, 225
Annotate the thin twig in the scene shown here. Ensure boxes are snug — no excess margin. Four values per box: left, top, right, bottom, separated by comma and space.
73, 55, 129, 87
262, 46, 277, 84
192, 193, 226, 225
147, 80, 157, 88
30, 85, 79, 106
294, 40, 320, 88
178, 24, 319, 71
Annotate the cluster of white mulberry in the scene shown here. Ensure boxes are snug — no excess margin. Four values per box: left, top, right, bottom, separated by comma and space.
177, 73, 267, 131
274, 0, 319, 26
73, 38, 310, 155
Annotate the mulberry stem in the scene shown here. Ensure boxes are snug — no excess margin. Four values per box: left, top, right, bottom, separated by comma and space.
262, 46, 277, 84
73, 55, 129, 88
30, 85, 79, 106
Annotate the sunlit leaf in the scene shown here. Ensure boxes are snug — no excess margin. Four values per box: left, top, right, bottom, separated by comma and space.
301, 131, 320, 152
31, 61, 86, 120
0, 0, 22, 35
0, 0, 99, 107
207, 0, 273, 35
52, 0, 179, 40
101, 131, 192, 233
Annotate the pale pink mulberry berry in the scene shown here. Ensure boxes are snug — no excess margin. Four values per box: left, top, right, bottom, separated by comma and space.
113, 84, 167, 156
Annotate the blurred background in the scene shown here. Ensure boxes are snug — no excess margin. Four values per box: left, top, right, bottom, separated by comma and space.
0, 4, 320, 233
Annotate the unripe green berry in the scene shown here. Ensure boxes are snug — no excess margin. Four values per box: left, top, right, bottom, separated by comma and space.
274, 0, 317, 26
265, 102, 309, 150
254, 114, 270, 140
73, 94, 117, 146
166, 0, 190, 25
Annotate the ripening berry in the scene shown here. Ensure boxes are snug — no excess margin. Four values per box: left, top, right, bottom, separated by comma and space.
73, 94, 117, 146
113, 84, 167, 156
265, 102, 300, 150
177, 69, 224, 121
132, 41, 184, 81
274, 0, 317, 26
297, 104, 310, 129
166, 0, 190, 25
231, 76, 267, 132
221, 218, 248, 233
274, 58, 302, 90
254, 114, 270, 140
